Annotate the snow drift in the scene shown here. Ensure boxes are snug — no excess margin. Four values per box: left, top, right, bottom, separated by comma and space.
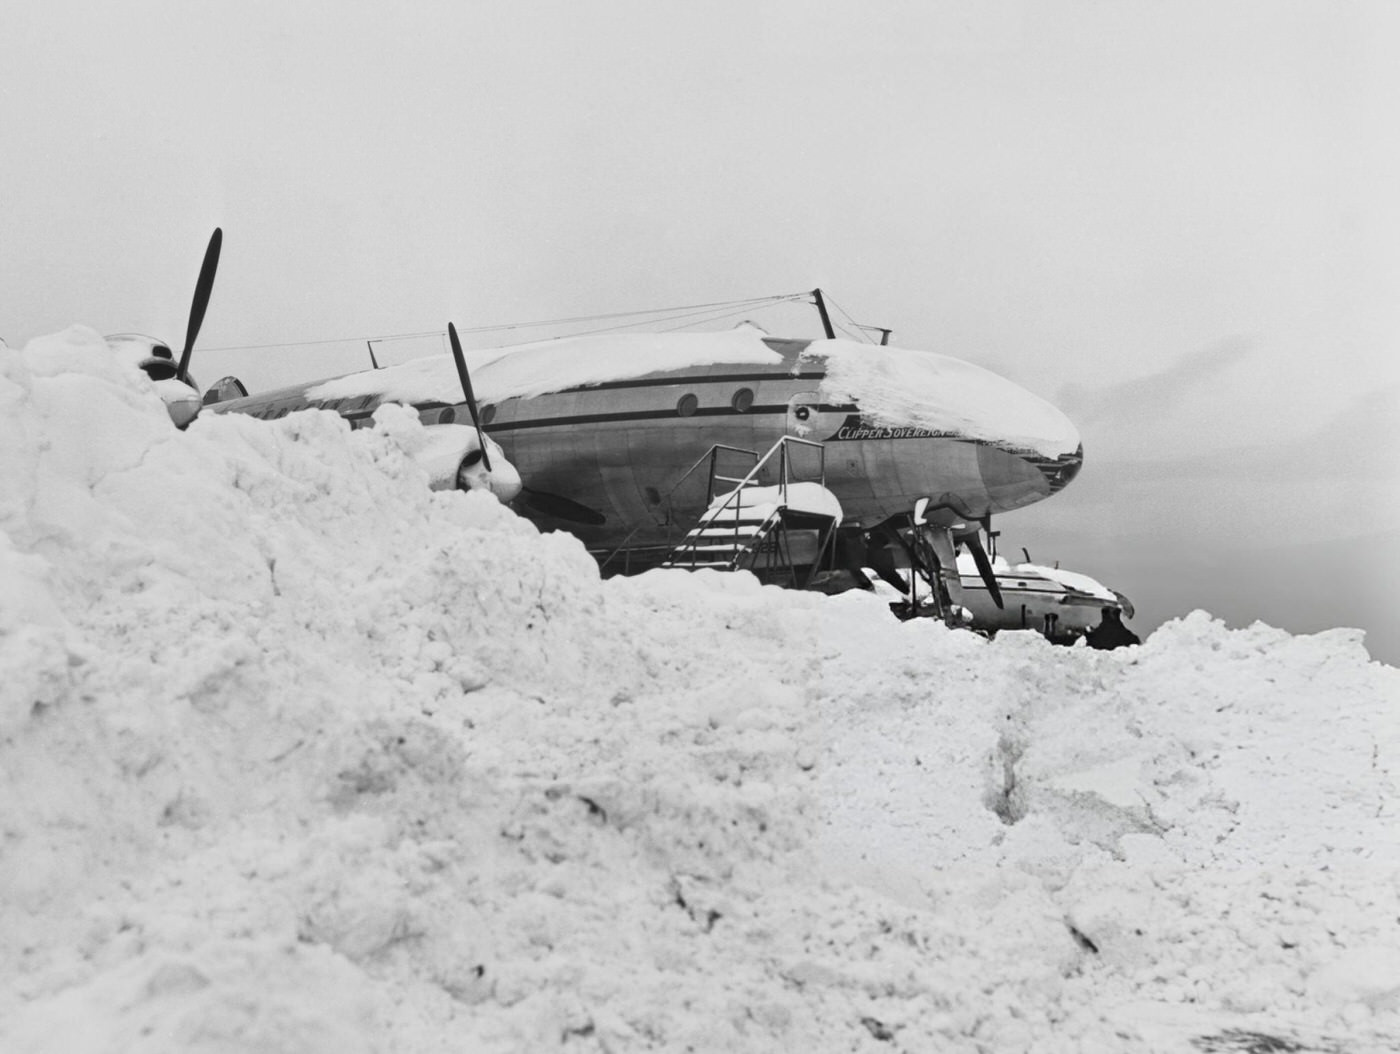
1, 327, 1397, 1053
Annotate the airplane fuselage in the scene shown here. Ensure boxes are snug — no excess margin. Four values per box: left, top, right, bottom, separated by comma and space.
482, 340, 1078, 554
206, 333, 1083, 567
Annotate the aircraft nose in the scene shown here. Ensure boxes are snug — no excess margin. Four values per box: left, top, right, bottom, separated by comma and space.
809, 339, 1084, 513
974, 440, 1084, 512
1025, 442, 1084, 494
986, 377, 1083, 498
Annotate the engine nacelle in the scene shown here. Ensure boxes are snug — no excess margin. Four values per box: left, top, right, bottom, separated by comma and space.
412, 423, 521, 502
106, 333, 201, 428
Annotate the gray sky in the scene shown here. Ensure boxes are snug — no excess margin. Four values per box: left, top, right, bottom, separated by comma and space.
6, 1, 1398, 659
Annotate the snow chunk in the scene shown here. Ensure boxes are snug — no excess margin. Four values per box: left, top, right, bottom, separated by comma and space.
1309, 946, 1400, 1011
369, 403, 521, 498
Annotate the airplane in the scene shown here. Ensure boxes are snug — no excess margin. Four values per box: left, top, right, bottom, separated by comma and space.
198, 314, 1087, 611
956, 551, 1137, 645
868, 529, 1139, 647
117, 229, 1127, 638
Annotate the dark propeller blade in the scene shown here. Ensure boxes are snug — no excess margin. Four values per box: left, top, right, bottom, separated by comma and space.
864, 523, 915, 594
176, 228, 222, 384
514, 487, 607, 526
960, 530, 1004, 609
447, 322, 492, 472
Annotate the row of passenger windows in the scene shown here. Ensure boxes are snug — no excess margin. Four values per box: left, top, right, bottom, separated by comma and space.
318, 395, 377, 412
248, 395, 378, 420
676, 387, 754, 418
418, 405, 495, 426
250, 390, 751, 423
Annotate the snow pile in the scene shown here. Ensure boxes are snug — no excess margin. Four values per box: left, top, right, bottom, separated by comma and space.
2, 328, 1397, 1053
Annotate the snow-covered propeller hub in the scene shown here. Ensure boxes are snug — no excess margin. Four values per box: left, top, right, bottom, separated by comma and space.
106, 228, 222, 429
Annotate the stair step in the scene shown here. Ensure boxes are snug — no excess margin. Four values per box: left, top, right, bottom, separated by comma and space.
685, 528, 764, 542
663, 438, 838, 574
697, 514, 777, 527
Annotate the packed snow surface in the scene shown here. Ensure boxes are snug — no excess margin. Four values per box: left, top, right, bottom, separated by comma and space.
2, 327, 1398, 1053
805, 338, 1082, 458
705, 481, 844, 522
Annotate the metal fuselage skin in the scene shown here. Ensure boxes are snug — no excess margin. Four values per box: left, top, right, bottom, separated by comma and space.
958, 571, 1120, 641
207, 337, 1082, 561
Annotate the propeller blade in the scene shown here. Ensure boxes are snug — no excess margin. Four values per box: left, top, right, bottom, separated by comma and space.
962, 530, 1004, 609
515, 487, 607, 525
177, 227, 222, 384
447, 322, 492, 472
863, 524, 914, 594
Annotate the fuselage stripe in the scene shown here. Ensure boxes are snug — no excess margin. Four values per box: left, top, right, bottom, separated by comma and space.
219, 370, 830, 422
485, 403, 854, 432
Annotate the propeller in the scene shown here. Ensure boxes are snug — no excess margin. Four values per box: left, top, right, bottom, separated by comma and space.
446, 321, 491, 472
914, 499, 1004, 610
957, 527, 1004, 610
513, 488, 608, 526
444, 320, 605, 522
176, 228, 222, 385
863, 522, 913, 594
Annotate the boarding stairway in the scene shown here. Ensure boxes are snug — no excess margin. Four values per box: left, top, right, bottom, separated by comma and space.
661, 436, 841, 587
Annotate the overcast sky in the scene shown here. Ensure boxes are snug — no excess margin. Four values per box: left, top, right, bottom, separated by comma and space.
5, 1, 1397, 658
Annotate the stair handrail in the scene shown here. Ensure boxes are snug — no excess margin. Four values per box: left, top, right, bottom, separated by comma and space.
661, 443, 759, 525
594, 443, 758, 574
672, 435, 828, 568
595, 523, 649, 576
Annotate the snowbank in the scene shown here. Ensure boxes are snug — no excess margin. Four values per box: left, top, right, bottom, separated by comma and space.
2, 328, 1396, 1052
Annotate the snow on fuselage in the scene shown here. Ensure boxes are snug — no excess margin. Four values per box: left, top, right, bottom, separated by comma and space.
206, 331, 1083, 554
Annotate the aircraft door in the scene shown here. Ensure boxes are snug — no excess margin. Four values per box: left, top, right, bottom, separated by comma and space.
783, 390, 847, 489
